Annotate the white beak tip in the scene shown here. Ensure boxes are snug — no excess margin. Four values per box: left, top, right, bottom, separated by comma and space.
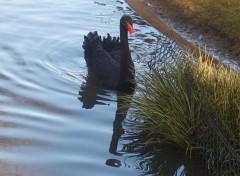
130, 33, 135, 37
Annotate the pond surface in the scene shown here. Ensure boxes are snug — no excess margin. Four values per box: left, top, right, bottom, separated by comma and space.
0, 0, 206, 175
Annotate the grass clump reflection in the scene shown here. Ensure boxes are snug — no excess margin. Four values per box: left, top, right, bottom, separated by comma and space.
127, 54, 240, 176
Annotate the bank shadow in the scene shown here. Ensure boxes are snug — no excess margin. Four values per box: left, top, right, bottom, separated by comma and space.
120, 130, 208, 176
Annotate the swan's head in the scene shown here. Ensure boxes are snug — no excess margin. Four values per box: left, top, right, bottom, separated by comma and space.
120, 15, 135, 37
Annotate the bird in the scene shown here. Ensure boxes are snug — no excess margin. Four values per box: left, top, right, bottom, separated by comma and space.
82, 15, 135, 92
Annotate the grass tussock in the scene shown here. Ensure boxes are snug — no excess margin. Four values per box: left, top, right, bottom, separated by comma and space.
127, 54, 240, 175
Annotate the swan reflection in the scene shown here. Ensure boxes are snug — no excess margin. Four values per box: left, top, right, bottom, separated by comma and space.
78, 77, 114, 109
105, 91, 133, 169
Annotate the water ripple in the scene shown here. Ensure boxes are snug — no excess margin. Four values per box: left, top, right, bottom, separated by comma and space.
0, 0, 206, 176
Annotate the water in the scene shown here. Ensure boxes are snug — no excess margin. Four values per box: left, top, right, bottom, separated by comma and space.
0, 0, 205, 175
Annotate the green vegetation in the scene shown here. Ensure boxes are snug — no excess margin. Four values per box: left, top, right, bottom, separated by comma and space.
158, 0, 240, 55
127, 54, 240, 175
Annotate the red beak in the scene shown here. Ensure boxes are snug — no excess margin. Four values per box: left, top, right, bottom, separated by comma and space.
127, 22, 135, 37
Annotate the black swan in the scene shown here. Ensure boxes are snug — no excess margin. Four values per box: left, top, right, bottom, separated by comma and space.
82, 15, 135, 92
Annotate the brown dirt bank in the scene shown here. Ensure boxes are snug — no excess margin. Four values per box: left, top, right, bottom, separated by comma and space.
125, 0, 240, 65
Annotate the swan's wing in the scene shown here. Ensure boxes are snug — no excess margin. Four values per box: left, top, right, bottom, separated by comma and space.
89, 45, 120, 88
102, 33, 120, 52
102, 34, 121, 64
109, 50, 121, 64
83, 32, 120, 87
91, 44, 120, 78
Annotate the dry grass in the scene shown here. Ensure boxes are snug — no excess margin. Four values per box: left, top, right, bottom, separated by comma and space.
157, 0, 240, 55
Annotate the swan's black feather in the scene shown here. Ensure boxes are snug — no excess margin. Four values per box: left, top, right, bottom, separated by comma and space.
102, 33, 120, 52
82, 31, 120, 88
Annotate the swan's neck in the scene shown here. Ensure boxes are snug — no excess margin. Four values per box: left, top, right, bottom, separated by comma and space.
120, 25, 131, 70
119, 25, 135, 91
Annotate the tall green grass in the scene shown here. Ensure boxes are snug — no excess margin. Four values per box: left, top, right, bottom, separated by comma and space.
127, 54, 240, 175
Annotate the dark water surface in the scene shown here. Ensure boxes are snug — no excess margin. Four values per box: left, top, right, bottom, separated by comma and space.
0, 0, 205, 175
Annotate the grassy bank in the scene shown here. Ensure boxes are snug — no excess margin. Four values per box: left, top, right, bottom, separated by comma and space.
127, 55, 240, 175
155, 0, 240, 55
